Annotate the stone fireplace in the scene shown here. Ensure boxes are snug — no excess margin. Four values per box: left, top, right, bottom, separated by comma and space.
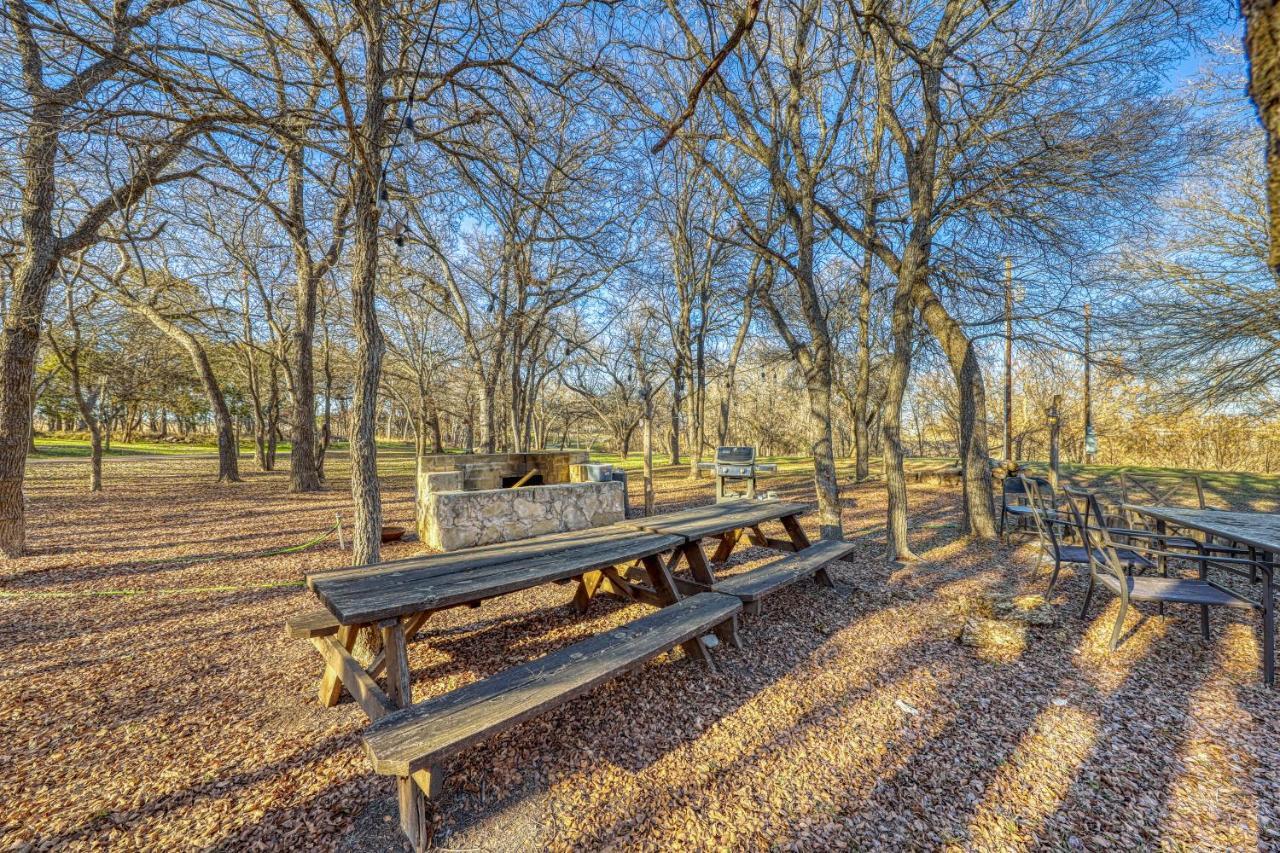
414, 451, 626, 551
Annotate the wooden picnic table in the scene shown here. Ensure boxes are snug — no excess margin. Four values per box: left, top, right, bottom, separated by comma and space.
293, 521, 742, 849
299, 523, 712, 718
620, 498, 813, 591
289, 500, 849, 849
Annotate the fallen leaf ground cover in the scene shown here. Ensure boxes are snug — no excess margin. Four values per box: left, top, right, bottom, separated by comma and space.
2, 454, 1278, 851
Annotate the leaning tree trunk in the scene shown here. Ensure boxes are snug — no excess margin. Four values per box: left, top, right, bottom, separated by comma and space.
882, 290, 918, 563
1246, 0, 1280, 273
125, 302, 240, 483
916, 288, 997, 539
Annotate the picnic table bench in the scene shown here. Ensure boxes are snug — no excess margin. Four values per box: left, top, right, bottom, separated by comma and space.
286, 499, 854, 850
621, 499, 855, 614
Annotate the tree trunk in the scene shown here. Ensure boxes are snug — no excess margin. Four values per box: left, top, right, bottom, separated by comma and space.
315, 327, 333, 480
915, 289, 997, 539
668, 368, 681, 465
642, 393, 655, 516
88, 421, 103, 492
348, 0, 387, 568
853, 244, 874, 483
27, 388, 40, 456
479, 380, 498, 453
687, 341, 705, 478
430, 405, 444, 454
882, 291, 917, 563
1246, 0, 1280, 274
123, 301, 240, 483
804, 359, 843, 540
289, 236, 322, 488
0, 258, 58, 556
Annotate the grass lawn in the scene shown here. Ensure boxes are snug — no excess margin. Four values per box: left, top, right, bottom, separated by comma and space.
34, 438, 1275, 509
29, 437, 420, 459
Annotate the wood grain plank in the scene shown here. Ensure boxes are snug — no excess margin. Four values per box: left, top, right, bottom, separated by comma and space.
311, 531, 684, 624
284, 608, 341, 639
310, 634, 395, 721
622, 500, 809, 542
362, 592, 742, 776
715, 539, 855, 603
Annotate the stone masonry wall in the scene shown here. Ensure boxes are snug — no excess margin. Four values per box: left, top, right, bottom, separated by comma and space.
420, 480, 624, 551
415, 451, 589, 487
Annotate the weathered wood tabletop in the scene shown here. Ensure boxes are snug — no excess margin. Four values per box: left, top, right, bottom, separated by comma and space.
1123, 505, 1280, 557
308, 524, 684, 624
623, 499, 808, 542
620, 498, 812, 587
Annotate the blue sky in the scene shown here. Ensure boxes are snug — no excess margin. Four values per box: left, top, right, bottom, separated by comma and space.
1167, 17, 1243, 89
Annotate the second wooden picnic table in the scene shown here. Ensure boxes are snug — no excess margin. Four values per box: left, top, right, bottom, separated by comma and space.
615, 498, 820, 593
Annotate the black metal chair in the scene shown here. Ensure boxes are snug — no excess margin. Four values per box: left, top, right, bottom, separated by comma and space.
1068, 491, 1274, 684
1025, 480, 1153, 593
1000, 474, 1053, 542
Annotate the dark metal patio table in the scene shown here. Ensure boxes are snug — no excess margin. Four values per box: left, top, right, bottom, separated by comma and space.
1124, 504, 1278, 684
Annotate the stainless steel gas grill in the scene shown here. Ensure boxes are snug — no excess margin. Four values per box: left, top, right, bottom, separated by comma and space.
698, 446, 778, 502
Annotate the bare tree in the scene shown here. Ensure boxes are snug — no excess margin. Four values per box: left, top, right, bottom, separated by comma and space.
0, 0, 211, 555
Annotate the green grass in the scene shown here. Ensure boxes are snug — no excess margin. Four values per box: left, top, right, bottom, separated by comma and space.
30, 436, 419, 459
31, 437, 241, 457
589, 451, 1278, 510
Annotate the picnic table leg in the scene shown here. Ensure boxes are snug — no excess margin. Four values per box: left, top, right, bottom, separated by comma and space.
710, 529, 740, 563
380, 618, 433, 852
369, 611, 433, 680
573, 570, 605, 613
640, 554, 717, 671
319, 625, 358, 707
682, 542, 718, 587
782, 514, 834, 587
1156, 520, 1168, 616
781, 514, 812, 549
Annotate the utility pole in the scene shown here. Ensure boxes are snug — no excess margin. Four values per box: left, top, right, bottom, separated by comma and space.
1003, 257, 1014, 462
1083, 302, 1094, 465
1047, 394, 1061, 492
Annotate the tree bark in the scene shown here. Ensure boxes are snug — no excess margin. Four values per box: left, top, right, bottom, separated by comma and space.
853, 213, 876, 483
347, 0, 388, 567
803, 358, 843, 540
668, 366, 682, 465
914, 288, 997, 539
0, 111, 61, 555
882, 290, 918, 562
1246, 0, 1280, 273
